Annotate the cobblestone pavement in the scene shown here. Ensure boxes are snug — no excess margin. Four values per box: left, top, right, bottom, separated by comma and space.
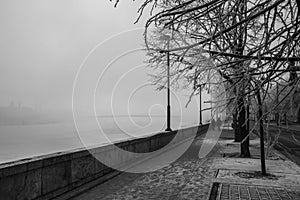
71, 131, 300, 200
72, 136, 221, 200
217, 183, 300, 200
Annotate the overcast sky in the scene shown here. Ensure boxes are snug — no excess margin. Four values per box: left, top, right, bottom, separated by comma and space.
0, 0, 208, 123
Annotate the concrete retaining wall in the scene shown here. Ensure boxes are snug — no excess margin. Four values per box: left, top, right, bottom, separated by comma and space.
0, 125, 208, 200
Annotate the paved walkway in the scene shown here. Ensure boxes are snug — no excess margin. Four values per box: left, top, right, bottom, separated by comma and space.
70, 129, 300, 200
217, 183, 300, 200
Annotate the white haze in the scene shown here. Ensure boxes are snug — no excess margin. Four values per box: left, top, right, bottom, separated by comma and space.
0, 0, 212, 162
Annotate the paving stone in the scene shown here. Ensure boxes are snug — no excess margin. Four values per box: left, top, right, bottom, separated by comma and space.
69, 130, 300, 200
217, 183, 300, 200
71, 136, 220, 200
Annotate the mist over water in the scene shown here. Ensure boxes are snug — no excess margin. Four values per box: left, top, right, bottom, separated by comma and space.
0, 1, 212, 164
0, 115, 206, 163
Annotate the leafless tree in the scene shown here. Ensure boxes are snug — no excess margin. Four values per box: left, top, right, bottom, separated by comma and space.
112, 0, 300, 174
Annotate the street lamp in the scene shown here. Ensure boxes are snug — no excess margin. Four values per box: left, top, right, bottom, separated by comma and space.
160, 35, 172, 131
198, 83, 206, 125
276, 83, 279, 125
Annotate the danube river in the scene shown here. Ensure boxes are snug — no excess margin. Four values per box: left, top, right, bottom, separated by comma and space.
0, 116, 198, 164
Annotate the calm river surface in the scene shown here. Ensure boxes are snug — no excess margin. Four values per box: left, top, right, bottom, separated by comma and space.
0, 116, 198, 164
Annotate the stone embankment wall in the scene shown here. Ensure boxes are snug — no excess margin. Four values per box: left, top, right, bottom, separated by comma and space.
0, 125, 208, 200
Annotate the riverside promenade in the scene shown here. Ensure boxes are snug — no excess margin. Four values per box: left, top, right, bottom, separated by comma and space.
67, 128, 300, 200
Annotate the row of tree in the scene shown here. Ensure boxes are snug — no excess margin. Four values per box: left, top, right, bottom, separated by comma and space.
113, 0, 300, 175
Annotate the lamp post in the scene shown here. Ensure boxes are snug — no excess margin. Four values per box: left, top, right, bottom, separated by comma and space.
165, 46, 172, 131
276, 83, 279, 125
160, 35, 172, 132
198, 83, 206, 125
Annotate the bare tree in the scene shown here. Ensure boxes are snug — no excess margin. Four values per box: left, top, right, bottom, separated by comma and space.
112, 0, 300, 174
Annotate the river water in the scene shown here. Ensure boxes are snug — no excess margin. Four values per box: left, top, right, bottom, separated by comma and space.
0, 116, 198, 164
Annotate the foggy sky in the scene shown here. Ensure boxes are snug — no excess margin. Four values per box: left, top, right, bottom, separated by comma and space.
0, 1, 144, 108
0, 0, 206, 122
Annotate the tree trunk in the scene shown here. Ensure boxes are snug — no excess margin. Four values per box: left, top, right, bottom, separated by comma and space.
257, 88, 267, 175
233, 0, 249, 153
238, 96, 251, 158
233, 112, 243, 142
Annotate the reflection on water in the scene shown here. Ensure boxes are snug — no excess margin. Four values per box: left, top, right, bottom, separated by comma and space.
0, 116, 197, 164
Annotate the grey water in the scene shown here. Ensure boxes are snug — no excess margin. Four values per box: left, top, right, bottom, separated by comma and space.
0, 115, 198, 164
